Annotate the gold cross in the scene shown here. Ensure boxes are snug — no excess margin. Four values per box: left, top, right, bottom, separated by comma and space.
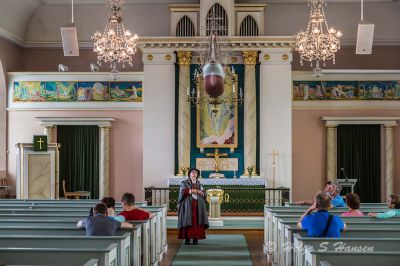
206, 148, 228, 173
37, 138, 45, 150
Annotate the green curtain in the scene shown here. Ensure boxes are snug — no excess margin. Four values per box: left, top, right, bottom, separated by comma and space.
57, 125, 99, 198
337, 125, 381, 203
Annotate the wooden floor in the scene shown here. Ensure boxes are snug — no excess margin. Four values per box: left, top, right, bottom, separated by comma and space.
161, 229, 269, 266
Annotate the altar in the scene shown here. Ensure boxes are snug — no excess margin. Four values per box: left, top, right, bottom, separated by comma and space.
168, 177, 267, 213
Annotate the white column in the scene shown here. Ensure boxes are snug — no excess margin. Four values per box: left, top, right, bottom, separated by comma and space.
143, 51, 176, 187
385, 124, 396, 198
242, 51, 258, 175
326, 124, 338, 182
99, 125, 111, 199
177, 51, 192, 175
0, 62, 6, 179
259, 50, 292, 192
44, 125, 55, 143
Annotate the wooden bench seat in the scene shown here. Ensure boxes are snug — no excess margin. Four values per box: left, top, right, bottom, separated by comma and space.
0, 233, 131, 266
0, 244, 118, 266
293, 233, 400, 266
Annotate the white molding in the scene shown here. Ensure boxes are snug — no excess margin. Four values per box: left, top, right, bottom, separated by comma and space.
293, 101, 400, 110
37, 117, 115, 127
292, 70, 400, 80
322, 116, 399, 127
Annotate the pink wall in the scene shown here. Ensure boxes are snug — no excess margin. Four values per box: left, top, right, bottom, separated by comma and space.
7, 110, 144, 200
292, 109, 400, 202
22, 48, 143, 72
0, 37, 23, 72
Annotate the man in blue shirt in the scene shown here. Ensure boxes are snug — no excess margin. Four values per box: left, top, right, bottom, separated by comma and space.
297, 191, 346, 237
77, 203, 132, 236
330, 182, 346, 208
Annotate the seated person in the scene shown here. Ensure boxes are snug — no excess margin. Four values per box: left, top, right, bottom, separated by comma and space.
101, 197, 126, 222
118, 193, 152, 220
368, 194, 400, 218
330, 182, 346, 208
341, 193, 364, 217
77, 203, 132, 236
295, 182, 332, 205
297, 191, 346, 238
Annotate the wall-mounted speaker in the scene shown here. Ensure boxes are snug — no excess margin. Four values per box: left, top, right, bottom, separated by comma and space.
356, 22, 374, 55
61, 24, 79, 57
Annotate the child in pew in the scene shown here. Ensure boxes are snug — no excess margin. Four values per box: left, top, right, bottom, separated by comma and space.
101, 197, 126, 222
118, 193, 153, 220
341, 193, 364, 217
368, 194, 400, 218
77, 203, 133, 236
297, 191, 347, 238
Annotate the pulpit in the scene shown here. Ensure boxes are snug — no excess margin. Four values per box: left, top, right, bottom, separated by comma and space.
16, 143, 61, 199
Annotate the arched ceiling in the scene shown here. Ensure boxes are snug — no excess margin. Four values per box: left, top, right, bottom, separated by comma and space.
0, 0, 399, 47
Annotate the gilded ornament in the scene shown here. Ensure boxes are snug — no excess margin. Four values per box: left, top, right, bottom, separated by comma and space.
165, 54, 172, 61
146, 54, 154, 61
282, 54, 289, 61
242, 51, 258, 65
263, 54, 270, 61
177, 51, 192, 65
231, 57, 237, 63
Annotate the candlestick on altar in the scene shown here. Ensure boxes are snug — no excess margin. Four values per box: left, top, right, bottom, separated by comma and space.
233, 170, 236, 179
270, 149, 279, 188
199, 169, 202, 178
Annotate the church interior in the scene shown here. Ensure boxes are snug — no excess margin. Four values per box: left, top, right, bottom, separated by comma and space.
0, 0, 400, 265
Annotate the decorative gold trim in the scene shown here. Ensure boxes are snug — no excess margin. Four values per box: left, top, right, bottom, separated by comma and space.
231, 57, 237, 63
243, 51, 258, 65
146, 54, 154, 61
177, 51, 192, 65
197, 58, 201, 64
165, 54, 172, 61
282, 54, 289, 61
263, 54, 270, 61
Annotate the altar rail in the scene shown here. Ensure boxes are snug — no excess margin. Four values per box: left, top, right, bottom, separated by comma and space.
144, 187, 290, 213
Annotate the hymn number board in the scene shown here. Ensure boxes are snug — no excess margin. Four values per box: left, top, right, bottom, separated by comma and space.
33, 135, 48, 152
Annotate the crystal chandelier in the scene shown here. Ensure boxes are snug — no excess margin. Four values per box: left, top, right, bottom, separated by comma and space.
187, 7, 244, 113
296, 0, 342, 76
92, 0, 138, 79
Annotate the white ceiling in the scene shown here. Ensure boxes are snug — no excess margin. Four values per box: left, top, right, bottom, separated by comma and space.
0, 0, 399, 47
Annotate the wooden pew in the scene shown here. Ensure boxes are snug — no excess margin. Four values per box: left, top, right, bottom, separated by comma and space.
0, 244, 119, 266
281, 224, 400, 266
0, 226, 142, 266
0, 233, 131, 266
293, 233, 400, 266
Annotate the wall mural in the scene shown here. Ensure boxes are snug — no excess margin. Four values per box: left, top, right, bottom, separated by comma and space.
13, 81, 143, 102
293, 81, 400, 101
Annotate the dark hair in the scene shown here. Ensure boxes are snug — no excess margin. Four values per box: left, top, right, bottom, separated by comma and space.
101, 197, 116, 209
346, 193, 360, 210
390, 194, 400, 209
315, 191, 331, 210
188, 168, 200, 179
326, 181, 332, 185
121, 193, 135, 206
93, 203, 108, 215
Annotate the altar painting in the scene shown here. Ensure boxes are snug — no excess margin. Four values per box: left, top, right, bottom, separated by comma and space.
110, 82, 143, 102
45, 82, 77, 101
13, 81, 46, 102
197, 74, 238, 149
293, 81, 324, 100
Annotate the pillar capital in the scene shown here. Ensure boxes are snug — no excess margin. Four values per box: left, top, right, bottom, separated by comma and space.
177, 51, 192, 66
242, 51, 258, 65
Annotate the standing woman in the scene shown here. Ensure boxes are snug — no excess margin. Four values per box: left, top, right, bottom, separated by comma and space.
177, 168, 209, 245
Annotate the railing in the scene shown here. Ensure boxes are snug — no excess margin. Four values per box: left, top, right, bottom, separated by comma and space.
144, 187, 290, 213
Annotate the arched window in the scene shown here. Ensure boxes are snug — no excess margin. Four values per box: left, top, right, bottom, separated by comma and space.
239, 15, 259, 36
176, 15, 196, 37
206, 3, 228, 36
